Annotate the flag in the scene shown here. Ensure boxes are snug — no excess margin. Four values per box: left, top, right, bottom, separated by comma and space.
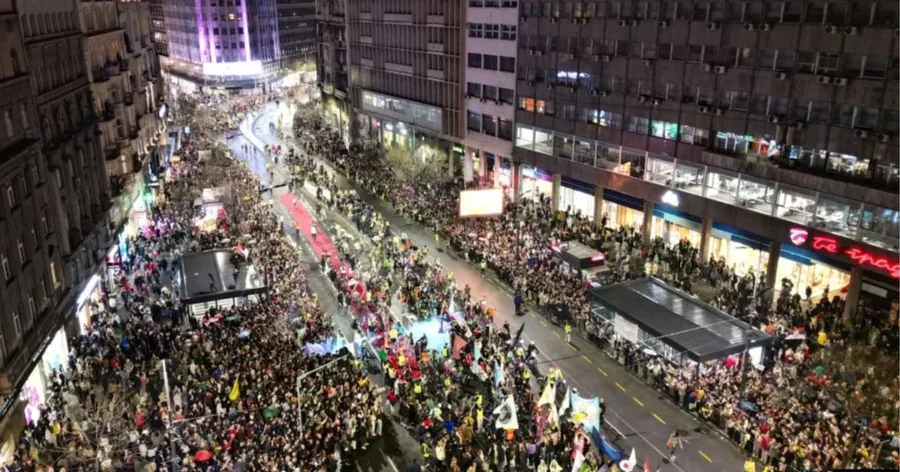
228, 377, 240, 401
559, 386, 571, 416
643, 456, 652, 472
493, 360, 505, 387
473, 340, 482, 362
570, 392, 601, 432
549, 402, 560, 425
452, 335, 467, 360
619, 448, 637, 472
512, 322, 525, 347
539, 380, 557, 407
493, 395, 519, 430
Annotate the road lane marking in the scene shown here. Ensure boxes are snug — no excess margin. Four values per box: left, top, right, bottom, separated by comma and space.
698, 451, 712, 463
615, 382, 626, 392
597, 368, 607, 376
633, 397, 644, 407
581, 355, 593, 364
530, 313, 536, 319
553, 331, 561, 338
539, 320, 547, 327
652, 413, 667, 425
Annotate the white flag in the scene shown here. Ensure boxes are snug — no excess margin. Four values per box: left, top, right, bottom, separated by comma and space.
558, 386, 571, 416
571, 450, 585, 472
538, 380, 557, 407
619, 448, 637, 472
493, 395, 519, 430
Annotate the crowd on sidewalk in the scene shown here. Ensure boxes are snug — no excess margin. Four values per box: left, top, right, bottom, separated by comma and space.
290, 119, 899, 471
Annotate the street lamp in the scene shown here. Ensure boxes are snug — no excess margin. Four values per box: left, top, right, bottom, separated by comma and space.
295, 354, 349, 437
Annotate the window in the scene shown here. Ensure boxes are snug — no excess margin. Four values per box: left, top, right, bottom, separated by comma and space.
41, 212, 49, 235
681, 125, 709, 146
30, 166, 39, 186
31, 229, 38, 249
2, 110, 11, 137
499, 56, 515, 72
483, 85, 498, 100
1, 254, 9, 280
501, 25, 517, 40
498, 118, 513, 140
49, 262, 59, 288
467, 82, 481, 97
467, 111, 481, 132
519, 96, 534, 111
468, 22, 483, 37
27, 295, 35, 320
5, 185, 14, 208
626, 115, 650, 135
484, 24, 499, 39
17, 239, 25, 264
11, 311, 20, 337
467, 53, 482, 68
19, 103, 28, 129
482, 114, 497, 135
862, 56, 888, 79
483, 54, 498, 70
40, 279, 46, 299
499, 87, 514, 104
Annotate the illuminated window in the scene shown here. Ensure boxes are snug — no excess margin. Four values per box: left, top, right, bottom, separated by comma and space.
228, 13, 235, 20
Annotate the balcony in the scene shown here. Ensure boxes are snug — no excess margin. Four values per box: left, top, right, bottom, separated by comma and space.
119, 59, 130, 72
128, 126, 139, 141
123, 92, 134, 106
105, 142, 122, 161
101, 101, 116, 122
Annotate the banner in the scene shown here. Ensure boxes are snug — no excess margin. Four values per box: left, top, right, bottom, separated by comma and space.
570, 392, 601, 432
493, 395, 519, 430
538, 380, 557, 407
493, 360, 505, 387
303, 337, 346, 356
452, 336, 468, 360
559, 386, 571, 416
229, 378, 240, 401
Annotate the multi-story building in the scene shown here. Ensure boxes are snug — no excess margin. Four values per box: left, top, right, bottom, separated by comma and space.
315, 0, 349, 138
463, 0, 519, 189
0, 0, 67, 405
277, 0, 317, 69
340, 0, 466, 164
512, 2, 899, 317
149, 0, 168, 57
160, 0, 282, 91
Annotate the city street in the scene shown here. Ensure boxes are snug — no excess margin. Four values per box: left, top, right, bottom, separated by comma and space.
238, 102, 751, 472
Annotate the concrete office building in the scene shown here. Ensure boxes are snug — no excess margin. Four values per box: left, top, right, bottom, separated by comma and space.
333, 0, 466, 162
314, 0, 349, 140
463, 0, 519, 191
149, 0, 168, 57
277, 0, 317, 69
159, 0, 282, 90
512, 2, 899, 317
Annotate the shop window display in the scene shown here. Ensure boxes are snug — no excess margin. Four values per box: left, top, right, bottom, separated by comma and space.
775, 259, 851, 300
709, 237, 769, 277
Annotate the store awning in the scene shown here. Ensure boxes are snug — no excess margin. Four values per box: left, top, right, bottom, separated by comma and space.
589, 278, 771, 362
179, 249, 268, 305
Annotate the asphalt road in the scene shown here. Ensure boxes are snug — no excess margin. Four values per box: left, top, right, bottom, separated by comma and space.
241, 102, 750, 472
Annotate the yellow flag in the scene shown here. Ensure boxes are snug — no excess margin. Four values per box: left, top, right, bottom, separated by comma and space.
229, 377, 240, 401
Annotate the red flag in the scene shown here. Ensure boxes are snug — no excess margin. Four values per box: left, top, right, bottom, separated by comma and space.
452, 336, 468, 360
643, 456, 651, 472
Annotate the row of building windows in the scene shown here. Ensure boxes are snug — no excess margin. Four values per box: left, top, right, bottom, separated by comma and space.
469, 0, 518, 7
467, 23, 518, 40
467, 53, 516, 73
467, 111, 514, 141
466, 82, 515, 104
518, 69, 899, 132
21, 11, 77, 39
523, 38, 898, 81
520, 1, 897, 26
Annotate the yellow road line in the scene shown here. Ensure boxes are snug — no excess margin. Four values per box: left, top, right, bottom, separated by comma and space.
568, 344, 577, 351
652, 413, 667, 425
615, 382, 626, 392
530, 313, 536, 319
553, 331, 561, 338
632, 397, 644, 407
581, 355, 593, 364
597, 368, 607, 376
698, 451, 712, 463
539, 320, 548, 327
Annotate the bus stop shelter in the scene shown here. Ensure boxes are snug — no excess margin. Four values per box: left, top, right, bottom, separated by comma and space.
179, 249, 268, 316
589, 277, 771, 365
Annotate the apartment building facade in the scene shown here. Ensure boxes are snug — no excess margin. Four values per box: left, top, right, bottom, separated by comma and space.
464, 0, 520, 188
314, 0, 349, 140
160, 0, 282, 90
149, 0, 168, 57
277, 0, 317, 69
511, 1, 898, 317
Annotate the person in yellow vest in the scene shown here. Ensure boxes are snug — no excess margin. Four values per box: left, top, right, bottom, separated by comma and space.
762, 464, 774, 472
414, 383, 423, 395
522, 368, 531, 381
817, 330, 828, 346
744, 457, 757, 472
564, 322, 572, 343
422, 442, 431, 461
476, 407, 484, 431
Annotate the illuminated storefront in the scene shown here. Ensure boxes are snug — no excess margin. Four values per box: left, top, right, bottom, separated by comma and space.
21, 329, 69, 426
559, 176, 596, 221
521, 165, 553, 203
708, 224, 770, 277
498, 158, 512, 192
776, 245, 851, 300
76, 274, 103, 335
601, 189, 644, 230
651, 205, 702, 247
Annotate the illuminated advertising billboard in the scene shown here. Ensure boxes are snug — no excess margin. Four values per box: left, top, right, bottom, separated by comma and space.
202, 60, 263, 77
459, 188, 504, 218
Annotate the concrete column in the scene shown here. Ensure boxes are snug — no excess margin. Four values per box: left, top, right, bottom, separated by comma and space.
478, 150, 487, 186
842, 266, 863, 323
464, 150, 474, 182
550, 173, 561, 213
641, 200, 654, 244
593, 185, 604, 226
448, 148, 456, 178
698, 217, 713, 262
512, 163, 521, 202
765, 240, 781, 292
494, 157, 502, 188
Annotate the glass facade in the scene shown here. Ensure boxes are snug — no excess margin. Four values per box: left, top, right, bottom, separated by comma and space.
516, 124, 900, 253
361, 91, 442, 132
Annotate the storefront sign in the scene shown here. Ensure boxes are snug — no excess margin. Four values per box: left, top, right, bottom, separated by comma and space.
790, 227, 900, 278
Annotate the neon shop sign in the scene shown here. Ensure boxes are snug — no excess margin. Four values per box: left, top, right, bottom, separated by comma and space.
790, 227, 900, 279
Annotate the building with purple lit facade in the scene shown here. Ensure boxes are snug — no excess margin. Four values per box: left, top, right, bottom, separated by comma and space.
159, 0, 282, 91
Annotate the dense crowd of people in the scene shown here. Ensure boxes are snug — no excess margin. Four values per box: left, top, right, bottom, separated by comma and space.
291, 114, 899, 471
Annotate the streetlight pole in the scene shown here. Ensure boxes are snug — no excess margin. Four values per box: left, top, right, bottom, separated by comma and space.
161, 359, 179, 471
295, 354, 349, 438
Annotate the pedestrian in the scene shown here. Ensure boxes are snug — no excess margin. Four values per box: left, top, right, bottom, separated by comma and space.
311, 223, 318, 241
564, 321, 572, 343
